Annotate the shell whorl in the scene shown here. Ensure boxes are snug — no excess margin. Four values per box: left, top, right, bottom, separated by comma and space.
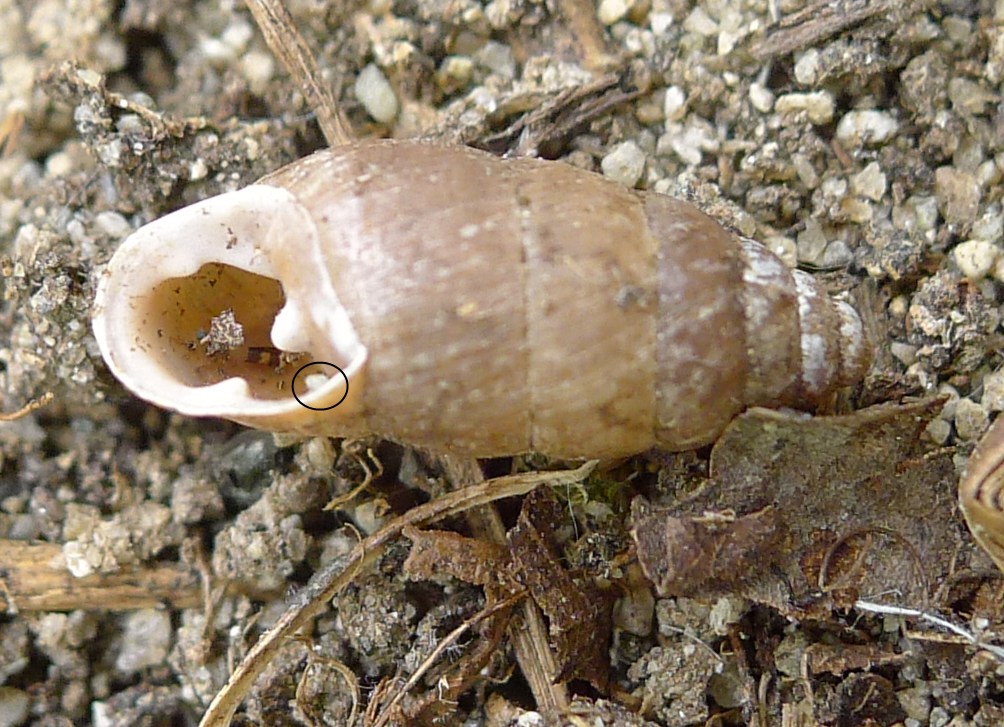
959, 415, 1004, 572
736, 236, 870, 408
91, 139, 871, 458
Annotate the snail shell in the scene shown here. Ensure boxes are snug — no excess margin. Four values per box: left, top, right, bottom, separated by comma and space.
92, 139, 871, 458
959, 415, 1004, 571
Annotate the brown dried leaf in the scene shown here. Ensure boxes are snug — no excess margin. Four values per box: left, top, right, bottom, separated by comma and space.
632, 398, 961, 618
402, 526, 513, 593
630, 504, 785, 596
508, 489, 613, 691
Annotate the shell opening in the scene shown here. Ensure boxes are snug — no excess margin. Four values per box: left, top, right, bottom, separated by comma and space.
143, 262, 316, 401
93, 184, 366, 423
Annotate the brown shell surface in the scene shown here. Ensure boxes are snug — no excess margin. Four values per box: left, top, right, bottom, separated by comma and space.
260, 140, 858, 457
959, 415, 1004, 572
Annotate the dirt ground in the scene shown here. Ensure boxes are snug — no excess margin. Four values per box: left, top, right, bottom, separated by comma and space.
4, 0, 1004, 725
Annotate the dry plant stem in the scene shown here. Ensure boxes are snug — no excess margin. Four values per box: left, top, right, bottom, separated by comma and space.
324, 446, 381, 510
750, 0, 903, 60
0, 391, 53, 421
293, 645, 360, 727
446, 457, 571, 714
198, 461, 596, 727
242, 0, 353, 146
372, 589, 526, 727
0, 110, 25, 156
854, 599, 1004, 661
554, 0, 617, 71
0, 539, 273, 612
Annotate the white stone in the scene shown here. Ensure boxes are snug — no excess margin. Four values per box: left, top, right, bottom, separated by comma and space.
953, 239, 999, 279
598, 0, 630, 25
663, 85, 687, 122
835, 110, 900, 147
982, 368, 1004, 411
955, 397, 990, 441
115, 609, 172, 674
601, 141, 646, 187
355, 63, 399, 123
650, 12, 674, 35
683, 6, 718, 36
774, 91, 834, 125
850, 162, 887, 202
793, 49, 821, 85
765, 236, 797, 267
748, 82, 774, 113
0, 687, 29, 727
972, 211, 1004, 241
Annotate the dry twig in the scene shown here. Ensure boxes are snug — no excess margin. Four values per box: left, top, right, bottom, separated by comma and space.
198, 462, 596, 727
242, 0, 353, 146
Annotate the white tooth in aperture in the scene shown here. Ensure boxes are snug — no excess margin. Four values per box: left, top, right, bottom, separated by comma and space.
271, 302, 312, 352
200, 377, 251, 400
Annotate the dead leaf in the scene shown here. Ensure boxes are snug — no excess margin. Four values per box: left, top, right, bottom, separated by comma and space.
508, 489, 614, 692
632, 398, 962, 618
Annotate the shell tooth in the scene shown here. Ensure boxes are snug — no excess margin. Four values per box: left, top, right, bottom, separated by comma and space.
91, 181, 369, 436
272, 302, 312, 352
200, 377, 252, 401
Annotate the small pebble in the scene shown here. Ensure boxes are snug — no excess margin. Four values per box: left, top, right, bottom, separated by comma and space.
926, 418, 952, 445
796, 220, 828, 266
935, 167, 982, 226
774, 91, 834, 125
683, 6, 718, 35
929, 707, 950, 727
601, 141, 646, 187
850, 162, 887, 202
95, 211, 133, 239
475, 41, 515, 78
0, 687, 29, 727
955, 397, 990, 441
658, 124, 711, 166
949, 77, 994, 115
240, 50, 275, 95
650, 12, 674, 34
937, 383, 961, 422
890, 341, 918, 366
765, 236, 797, 267
953, 239, 999, 279
436, 55, 473, 92
189, 159, 208, 181
793, 49, 821, 85
820, 239, 853, 268
748, 82, 774, 113
982, 369, 1004, 411
355, 63, 399, 124
515, 713, 545, 727
971, 211, 1004, 241
663, 85, 687, 122
598, 0, 631, 25
835, 109, 899, 147
115, 609, 172, 675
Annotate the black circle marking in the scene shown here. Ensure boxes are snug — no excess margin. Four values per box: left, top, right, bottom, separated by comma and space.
291, 362, 349, 411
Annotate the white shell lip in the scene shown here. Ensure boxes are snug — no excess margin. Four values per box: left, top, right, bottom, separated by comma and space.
92, 183, 368, 423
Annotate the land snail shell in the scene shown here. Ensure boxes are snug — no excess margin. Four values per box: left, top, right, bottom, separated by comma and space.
91, 138, 872, 459
959, 415, 1004, 572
